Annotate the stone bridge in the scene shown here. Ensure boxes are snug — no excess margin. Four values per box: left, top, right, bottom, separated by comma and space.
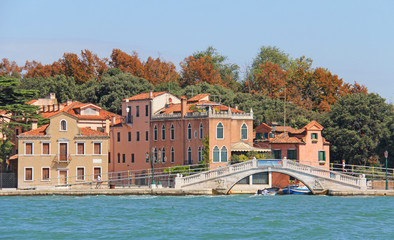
174, 159, 367, 194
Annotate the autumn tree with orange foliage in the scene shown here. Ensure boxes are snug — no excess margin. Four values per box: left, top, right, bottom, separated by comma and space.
180, 55, 222, 86
143, 57, 179, 85
254, 62, 287, 98
110, 49, 145, 78
0, 58, 22, 77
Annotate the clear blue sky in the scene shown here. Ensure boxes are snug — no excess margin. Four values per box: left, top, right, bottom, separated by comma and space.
1, 0, 393, 103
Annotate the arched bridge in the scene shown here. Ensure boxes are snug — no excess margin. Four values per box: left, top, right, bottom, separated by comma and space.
174, 159, 367, 194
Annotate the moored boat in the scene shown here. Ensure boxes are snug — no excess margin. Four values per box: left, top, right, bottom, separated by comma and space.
256, 187, 279, 195
281, 185, 311, 195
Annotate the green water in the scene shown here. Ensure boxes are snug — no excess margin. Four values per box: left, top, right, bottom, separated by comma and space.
0, 195, 392, 239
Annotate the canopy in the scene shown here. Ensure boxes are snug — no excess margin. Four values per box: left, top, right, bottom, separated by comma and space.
231, 141, 270, 152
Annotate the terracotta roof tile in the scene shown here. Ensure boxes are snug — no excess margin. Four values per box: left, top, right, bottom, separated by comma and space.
80, 127, 108, 136
188, 94, 210, 102
26, 99, 38, 104
19, 124, 49, 136
123, 91, 167, 101
269, 132, 302, 144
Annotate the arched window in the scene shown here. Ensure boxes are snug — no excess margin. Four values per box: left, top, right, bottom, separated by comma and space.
216, 122, 223, 139
162, 147, 166, 162
198, 147, 202, 162
154, 148, 158, 161
161, 125, 166, 141
187, 146, 192, 164
221, 146, 227, 162
170, 124, 175, 140
187, 123, 192, 140
213, 146, 219, 162
171, 147, 175, 163
60, 120, 67, 131
199, 123, 203, 139
153, 125, 158, 141
241, 123, 248, 140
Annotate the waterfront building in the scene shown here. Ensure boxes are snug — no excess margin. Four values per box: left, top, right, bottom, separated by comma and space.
254, 120, 330, 187
109, 92, 262, 179
17, 111, 110, 189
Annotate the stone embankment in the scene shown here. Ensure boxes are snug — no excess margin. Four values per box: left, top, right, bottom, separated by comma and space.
1, 188, 394, 196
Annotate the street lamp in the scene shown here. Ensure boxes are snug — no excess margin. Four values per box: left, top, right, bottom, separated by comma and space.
385, 150, 389, 190
157, 149, 162, 188
146, 147, 157, 188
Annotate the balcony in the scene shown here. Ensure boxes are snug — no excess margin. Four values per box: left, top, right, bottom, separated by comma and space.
53, 154, 72, 163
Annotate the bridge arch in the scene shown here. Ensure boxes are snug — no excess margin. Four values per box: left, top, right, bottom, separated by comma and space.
226, 168, 314, 195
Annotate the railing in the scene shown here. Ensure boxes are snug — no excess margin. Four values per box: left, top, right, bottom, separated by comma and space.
52, 154, 72, 163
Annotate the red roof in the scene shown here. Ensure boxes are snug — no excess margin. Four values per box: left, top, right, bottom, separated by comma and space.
80, 127, 108, 136
40, 101, 121, 124
123, 91, 167, 101
159, 102, 244, 114
270, 132, 302, 144
19, 124, 49, 136
25, 99, 38, 104
188, 94, 210, 102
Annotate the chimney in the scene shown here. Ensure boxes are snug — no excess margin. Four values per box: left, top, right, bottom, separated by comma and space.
105, 118, 110, 134
149, 91, 153, 99
66, 100, 72, 105
181, 96, 187, 118
31, 119, 38, 130
111, 116, 116, 125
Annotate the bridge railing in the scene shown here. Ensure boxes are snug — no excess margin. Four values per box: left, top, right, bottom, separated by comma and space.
283, 159, 365, 187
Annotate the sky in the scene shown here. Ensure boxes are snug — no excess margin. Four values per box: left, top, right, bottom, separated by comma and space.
1, 0, 393, 103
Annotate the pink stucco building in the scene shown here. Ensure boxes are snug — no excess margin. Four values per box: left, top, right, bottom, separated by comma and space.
109, 92, 257, 176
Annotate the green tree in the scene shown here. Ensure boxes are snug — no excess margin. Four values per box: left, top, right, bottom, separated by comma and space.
323, 93, 392, 166
0, 76, 41, 169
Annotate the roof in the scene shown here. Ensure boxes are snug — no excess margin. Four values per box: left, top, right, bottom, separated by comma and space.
304, 120, 324, 130
80, 127, 108, 136
269, 132, 303, 144
39, 101, 122, 124
25, 99, 38, 104
123, 91, 167, 101
231, 141, 270, 152
188, 94, 210, 102
19, 124, 49, 136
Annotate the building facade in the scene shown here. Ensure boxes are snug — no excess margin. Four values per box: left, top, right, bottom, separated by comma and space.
17, 112, 109, 189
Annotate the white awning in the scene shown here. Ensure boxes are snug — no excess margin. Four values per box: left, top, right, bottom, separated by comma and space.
231, 141, 270, 152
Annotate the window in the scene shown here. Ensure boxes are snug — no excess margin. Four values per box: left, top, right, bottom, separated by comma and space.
311, 133, 318, 140
161, 125, 166, 141
16, 129, 19, 135
136, 106, 140, 117
42, 143, 50, 155
109, 152, 111, 163
131, 153, 134, 163
213, 146, 219, 162
59, 143, 68, 161
187, 147, 192, 164
264, 133, 269, 139
146, 153, 149, 163
170, 124, 175, 140
60, 120, 67, 131
117, 132, 120, 142
127, 106, 132, 123
187, 123, 192, 140
25, 142, 33, 155
94, 142, 101, 155
77, 142, 85, 155
319, 151, 326, 162
122, 154, 125, 163
94, 167, 101, 180
146, 131, 149, 141
269, 132, 275, 138
145, 105, 149, 117
42, 168, 50, 181
199, 123, 203, 139
162, 148, 166, 163
252, 172, 268, 184
171, 147, 175, 163
221, 146, 227, 162
216, 123, 224, 139
77, 167, 85, 181
198, 147, 202, 162
154, 125, 158, 141
272, 150, 281, 159
287, 149, 297, 160
128, 132, 131, 142
117, 153, 120, 163
25, 168, 33, 181
136, 131, 140, 141
241, 123, 248, 140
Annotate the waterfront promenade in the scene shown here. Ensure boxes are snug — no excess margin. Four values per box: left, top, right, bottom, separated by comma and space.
1, 187, 394, 196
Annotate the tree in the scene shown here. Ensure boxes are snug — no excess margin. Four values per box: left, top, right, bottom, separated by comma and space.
110, 49, 145, 78
179, 55, 222, 87
251, 46, 290, 71
323, 93, 392, 166
0, 76, 41, 169
254, 62, 287, 98
0, 58, 22, 78
143, 57, 179, 85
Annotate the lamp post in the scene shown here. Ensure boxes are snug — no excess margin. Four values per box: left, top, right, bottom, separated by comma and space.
157, 149, 162, 188
147, 147, 157, 188
385, 150, 389, 190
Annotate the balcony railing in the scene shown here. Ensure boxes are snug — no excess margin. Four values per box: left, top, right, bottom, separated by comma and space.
53, 154, 72, 163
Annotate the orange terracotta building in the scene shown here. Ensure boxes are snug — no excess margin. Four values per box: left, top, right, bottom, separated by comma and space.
109, 92, 258, 179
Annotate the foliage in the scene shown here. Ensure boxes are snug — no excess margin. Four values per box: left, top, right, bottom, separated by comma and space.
201, 135, 209, 164
323, 93, 393, 166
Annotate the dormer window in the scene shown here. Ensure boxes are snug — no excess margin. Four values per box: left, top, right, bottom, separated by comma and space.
60, 120, 67, 131
311, 133, 318, 140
